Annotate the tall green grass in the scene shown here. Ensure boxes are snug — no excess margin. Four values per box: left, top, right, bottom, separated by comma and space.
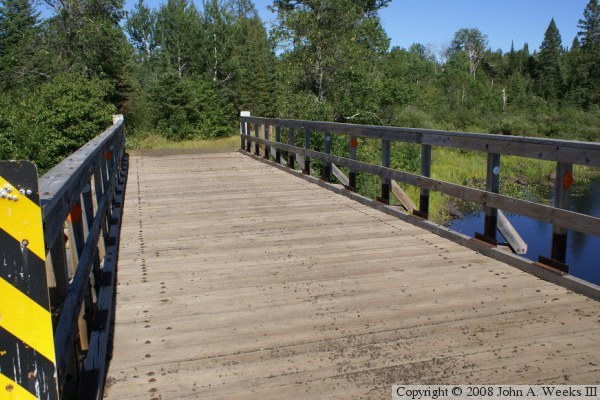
128, 132, 239, 151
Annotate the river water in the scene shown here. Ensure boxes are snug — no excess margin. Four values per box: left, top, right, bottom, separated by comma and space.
448, 180, 600, 285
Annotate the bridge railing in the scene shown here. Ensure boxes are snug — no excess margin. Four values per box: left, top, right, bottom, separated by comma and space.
41, 115, 127, 399
240, 116, 600, 276
1, 116, 126, 399
12, 116, 127, 399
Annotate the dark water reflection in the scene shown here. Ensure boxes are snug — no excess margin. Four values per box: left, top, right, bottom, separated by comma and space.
448, 180, 600, 285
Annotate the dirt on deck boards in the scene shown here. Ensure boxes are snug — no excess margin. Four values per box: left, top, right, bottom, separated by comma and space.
103, 151, 600, 400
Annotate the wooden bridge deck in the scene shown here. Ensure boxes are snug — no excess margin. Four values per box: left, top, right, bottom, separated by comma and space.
104, 151, 599, 399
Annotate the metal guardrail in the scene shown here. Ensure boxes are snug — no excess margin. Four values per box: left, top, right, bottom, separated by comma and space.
240, 116, 600, 276
40, 116, 127, 399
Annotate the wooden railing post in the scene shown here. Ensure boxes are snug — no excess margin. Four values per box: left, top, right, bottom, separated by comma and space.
348, 136, 357, 191
419, 144, 432, 217
378, 140, 391, 204
240, 125, 245, 150
246, 122, 252, 153
322, 131, 332, 182
263, 123, 270, 160
254, 123, 260, 156
287, 128, 295, 169
551, 162, 573, 263
240, 112, 250, 150
275, 126, 281, 164
303, 128, 311, 175
484, 153, 501, 240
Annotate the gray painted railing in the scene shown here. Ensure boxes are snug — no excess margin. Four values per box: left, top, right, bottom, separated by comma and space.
41, 116, 127, 400
240, 116, 600, 276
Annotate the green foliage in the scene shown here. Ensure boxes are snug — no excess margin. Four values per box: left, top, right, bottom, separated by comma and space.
0, 73, 115, 172
29, 74, 116, 171
44, 0, 130, 81
573, 0, 600, 108
271, 0, 390, 121
155, 0, 204, 77
0, 0, 44, 90
144, 71, 236, 140
125, 0, 157, 60
232, 12, 277, 116
536, 18, 564, 101
449, 27, 488, 77
1, 0, 600, 176
578, 0, 600, 49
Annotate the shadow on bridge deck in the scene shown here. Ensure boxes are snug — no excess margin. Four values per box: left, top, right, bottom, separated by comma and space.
104, 151, 599, 399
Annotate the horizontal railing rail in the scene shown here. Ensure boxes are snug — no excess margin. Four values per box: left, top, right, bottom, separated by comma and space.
242, 117, 600, 167
240, 115, 600, 275
41, 116, 128, 399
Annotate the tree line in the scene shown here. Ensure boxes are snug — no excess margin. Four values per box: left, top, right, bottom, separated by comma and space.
1, 0, 599, 171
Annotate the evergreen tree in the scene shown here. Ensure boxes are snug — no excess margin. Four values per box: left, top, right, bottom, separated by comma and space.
232, 7, 277, 115
575, 0, 600, 107
44, 0, 130, 81
578, 0, 600, 49
536, 18, 564, 101
155, 0, 204, 77
0, 0, 43, 89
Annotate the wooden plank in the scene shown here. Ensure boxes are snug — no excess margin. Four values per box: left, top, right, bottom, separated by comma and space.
243, 136, 600, 237
104, 152, 600, 400
331, 164, 349, 187
391, 180, 415, 212
241, 116, 600, 167
497, 210, 527, 254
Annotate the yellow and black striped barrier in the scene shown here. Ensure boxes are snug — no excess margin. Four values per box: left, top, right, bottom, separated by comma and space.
0, 161, 58, 400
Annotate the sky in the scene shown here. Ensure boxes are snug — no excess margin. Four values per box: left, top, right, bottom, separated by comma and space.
251, 0, 590, 53
119, 0, 590, 54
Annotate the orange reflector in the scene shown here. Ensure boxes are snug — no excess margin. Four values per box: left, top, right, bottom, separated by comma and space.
105, 151, 112, 160
562, 171, 574, 189
351, 138, 358, 148
67, 204, 82, 223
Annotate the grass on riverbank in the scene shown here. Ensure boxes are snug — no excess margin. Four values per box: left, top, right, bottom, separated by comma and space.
127, 133, 239, 151
361, 146, 598, 224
